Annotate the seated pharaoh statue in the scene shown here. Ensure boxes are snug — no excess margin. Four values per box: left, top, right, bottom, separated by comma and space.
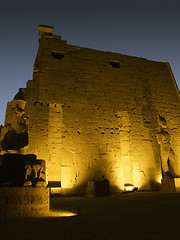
0, 89, 46, 187
0, 88, 28, 153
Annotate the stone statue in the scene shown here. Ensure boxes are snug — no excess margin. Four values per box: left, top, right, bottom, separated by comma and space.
157, 114, 171, 178
0, 92, 29, 152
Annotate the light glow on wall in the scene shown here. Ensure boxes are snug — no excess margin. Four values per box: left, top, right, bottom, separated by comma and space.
156, 176, 162, 184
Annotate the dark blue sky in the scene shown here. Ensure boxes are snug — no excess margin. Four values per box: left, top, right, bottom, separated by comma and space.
0, 0, 179, 125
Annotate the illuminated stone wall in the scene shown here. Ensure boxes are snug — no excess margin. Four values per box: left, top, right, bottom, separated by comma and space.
4, 26, 180, 194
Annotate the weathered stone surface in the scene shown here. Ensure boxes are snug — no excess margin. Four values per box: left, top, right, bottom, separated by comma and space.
1, 25, 180, 194
24, 157, 46, 186
0, 186, 49, 217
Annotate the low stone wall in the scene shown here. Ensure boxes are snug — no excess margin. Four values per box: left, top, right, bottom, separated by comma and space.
0, 186, 49, 217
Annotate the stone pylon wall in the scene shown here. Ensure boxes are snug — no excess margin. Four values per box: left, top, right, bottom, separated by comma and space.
19, 29, 180, 193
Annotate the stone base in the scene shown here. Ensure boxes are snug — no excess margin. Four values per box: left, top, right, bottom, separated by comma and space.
0, 186, 49, 218
95, 179, 110, 197
85, 181, 95, 197
161, 178, 180, 192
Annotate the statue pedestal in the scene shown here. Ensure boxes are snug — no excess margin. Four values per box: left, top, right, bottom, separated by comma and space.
161, 178, 180, 192
0, 186, 49, 218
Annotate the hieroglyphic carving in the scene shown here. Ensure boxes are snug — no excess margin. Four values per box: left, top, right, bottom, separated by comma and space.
24, 159, 46, 187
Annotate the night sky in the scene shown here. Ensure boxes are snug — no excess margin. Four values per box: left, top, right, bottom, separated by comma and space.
0, 0, 179, 125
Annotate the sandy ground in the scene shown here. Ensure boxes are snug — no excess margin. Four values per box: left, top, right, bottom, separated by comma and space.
1, 192, 180, 240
